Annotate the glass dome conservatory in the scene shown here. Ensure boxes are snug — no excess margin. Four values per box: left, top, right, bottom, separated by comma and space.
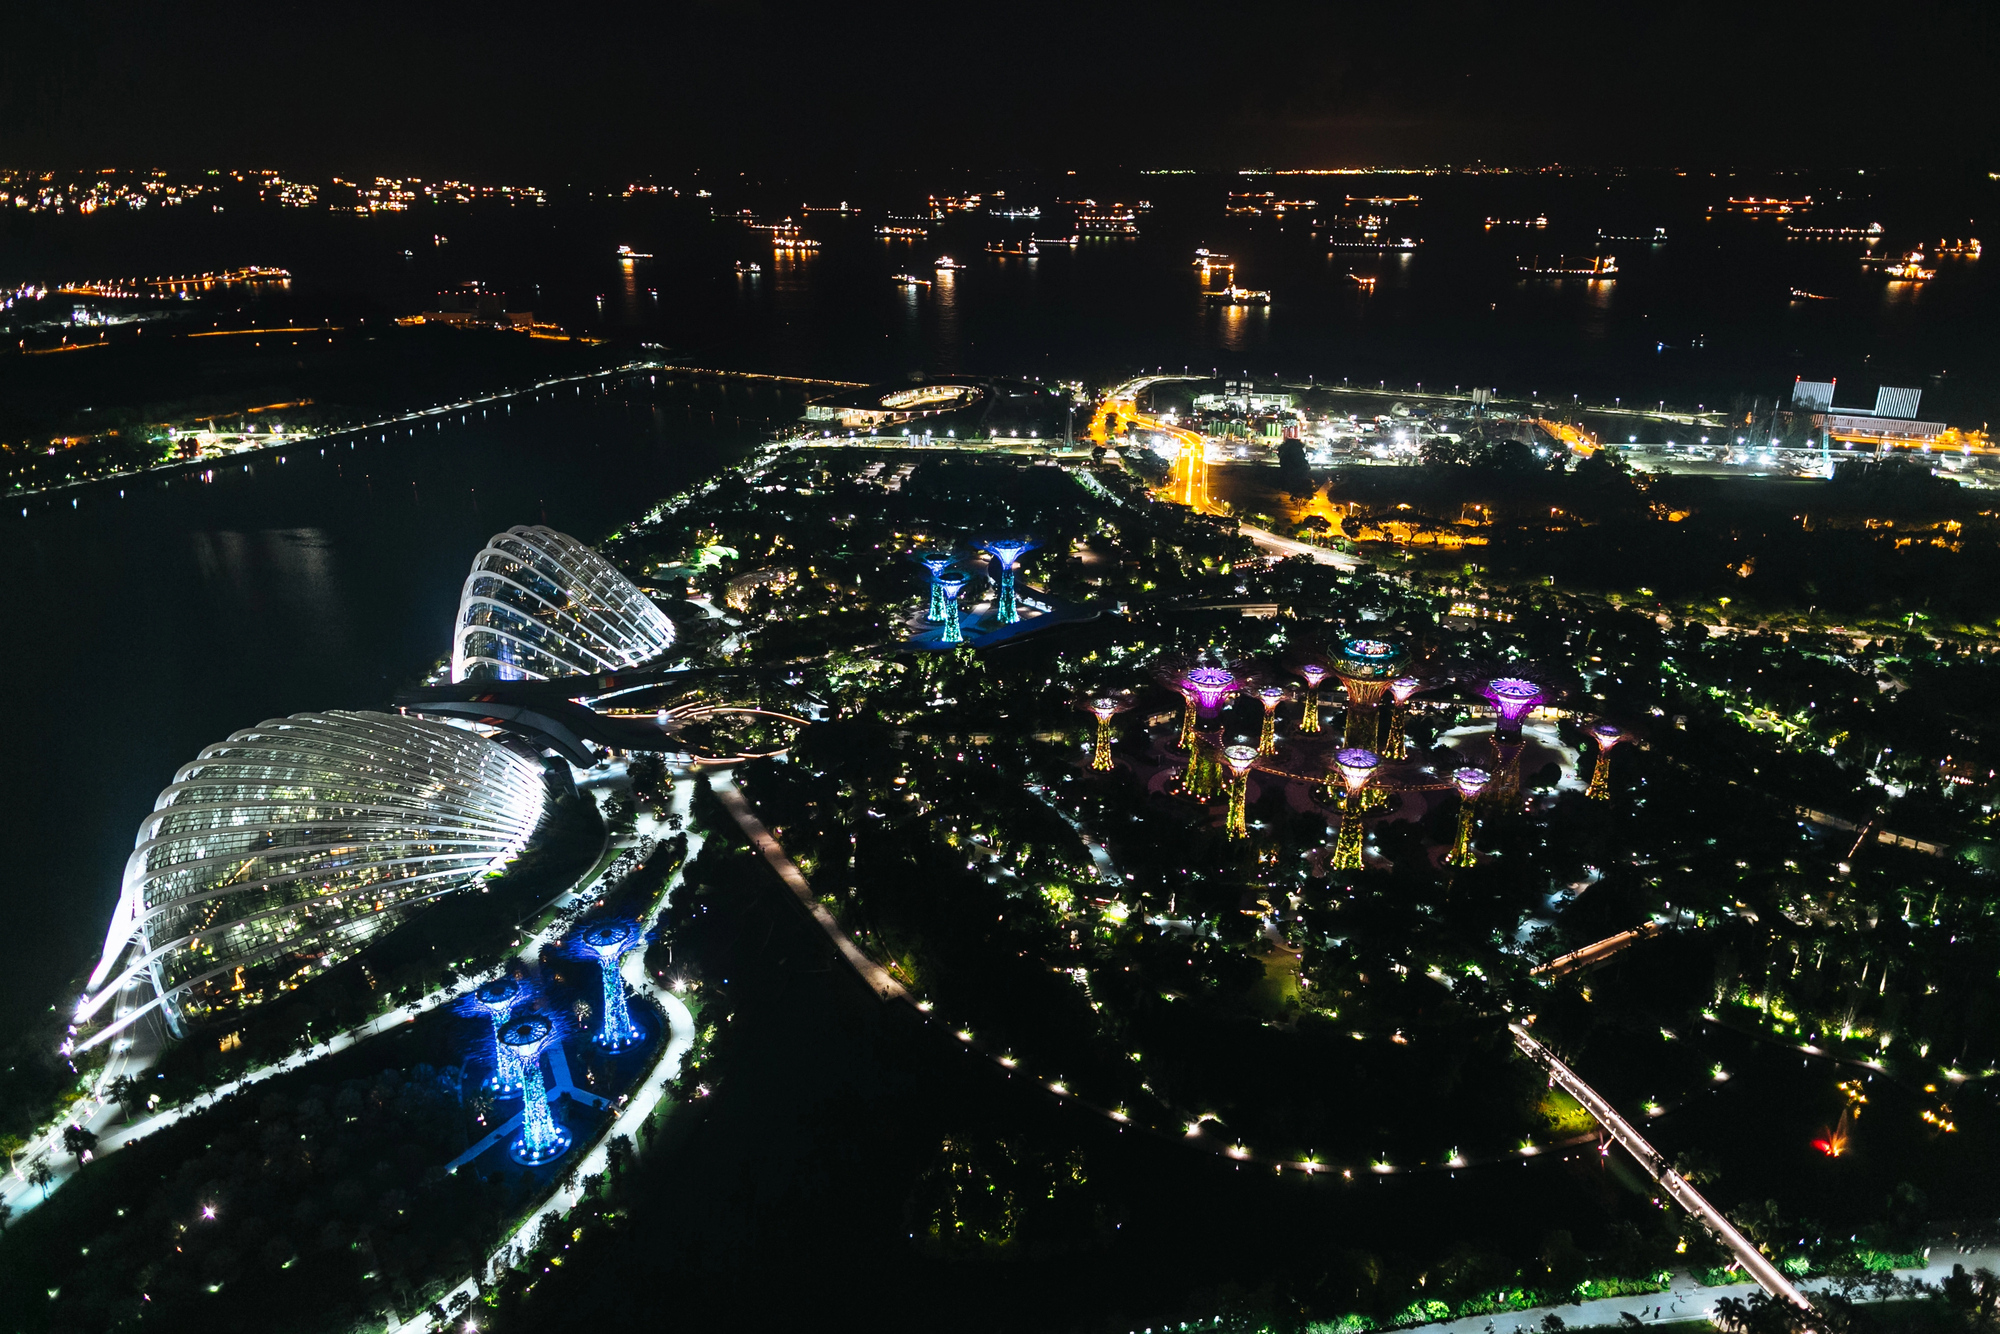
77, 710, 547, 1049
451, 525, 676, 682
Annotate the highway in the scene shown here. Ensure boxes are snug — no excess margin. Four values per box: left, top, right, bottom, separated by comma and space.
1510, 1022, 1814, 1312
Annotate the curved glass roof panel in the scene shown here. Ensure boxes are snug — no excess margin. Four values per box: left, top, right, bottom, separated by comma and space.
450, 526, 676, 682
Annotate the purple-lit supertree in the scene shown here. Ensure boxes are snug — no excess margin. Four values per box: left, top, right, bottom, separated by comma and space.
1294, 662, 1328, 733
1255, 685, 1288, 755
978, 536, 1040, 624
473, 976, 527, 1096
1586, 722, 1628, 801
1177, 666, 1239, 797
577, 920, 646, 1052
498, 1014, 573, 1165
1330, 747, 1381, 871
1448, 767, 1490, 865
1482, 677, 1546, 737
1481, 677, 1546, 808
914, 550, 957, 624
934, 569, 968, 646
1222, 744, 1259, 839
1382, 676, 1425, 758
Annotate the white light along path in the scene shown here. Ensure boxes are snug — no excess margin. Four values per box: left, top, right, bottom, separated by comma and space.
1510, 1022, 1813, 1311
709, 773, 907, 1002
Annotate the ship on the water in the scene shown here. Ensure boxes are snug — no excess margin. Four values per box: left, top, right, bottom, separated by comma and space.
933, 256, 965, 271
1519, 255, 1618, 278
1205, 283, 1270, 305
891, 273, 932, 287
985, 240, 1039, 256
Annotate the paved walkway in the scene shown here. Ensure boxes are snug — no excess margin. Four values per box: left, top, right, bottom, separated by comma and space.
709, 771, 907, 1002
1424, 1245, 2000, 1334
1512, 1024, 1809, 1310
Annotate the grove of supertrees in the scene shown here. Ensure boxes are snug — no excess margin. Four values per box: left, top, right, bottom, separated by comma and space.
1071, 630, 1582, 880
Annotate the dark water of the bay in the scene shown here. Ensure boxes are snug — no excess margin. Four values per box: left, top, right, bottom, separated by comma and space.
5, 166, 1996, 417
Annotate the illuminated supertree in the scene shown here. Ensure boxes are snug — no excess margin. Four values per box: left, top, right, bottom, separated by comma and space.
1447, 767, 1490, 865
978, 536, 1040, 625
1177, 666, 1239, 797
1481, 677, 1546, 738
1080, 691, 1135, 771
577, 920, 645, 1052
1330, 747, 1381, 871
473, 976, 527, 1095
1222, 744, 1259, 838
498, 1014, 573, 1165
1331, 637, 1409, 751
1586, 722, 1628, 801
934, 569, 968, 646
1382, 677, 1425, 758
1295, 662, 1328, 733
914, 550, 956, 623
1255, 686, 1288, 755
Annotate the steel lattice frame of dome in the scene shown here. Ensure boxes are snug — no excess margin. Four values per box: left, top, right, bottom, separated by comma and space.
452, 525, 676, 682
76, 710, 549, 1051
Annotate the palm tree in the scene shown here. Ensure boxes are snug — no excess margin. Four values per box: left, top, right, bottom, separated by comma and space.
26, 1159, 54, 1199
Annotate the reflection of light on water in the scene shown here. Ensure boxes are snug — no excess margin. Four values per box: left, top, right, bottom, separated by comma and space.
1217, 303, 1267, 354
1885, 281, 1922, 305
932, 270, 961, 373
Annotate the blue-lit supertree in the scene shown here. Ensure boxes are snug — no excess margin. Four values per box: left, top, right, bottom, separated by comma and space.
473, 975, 527, 1095
977, 536, 1040, 624
914, 550, 956, 623
934, 569, 968, 645
577, 920, 645, 1053
499, 1013, 572, 1166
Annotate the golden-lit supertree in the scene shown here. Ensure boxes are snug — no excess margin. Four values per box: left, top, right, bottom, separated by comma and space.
1255, 686, 1288, 755
1447, 766, 1490, 865
1585, 722, 1627, 800
1222, 744, 1259, 839
1329, 747, 1381, 871
1382, 676, 1425, 758
1295, 662, 1327, 733
1176, 685, 1200, 750
1079, 691, 1135, 771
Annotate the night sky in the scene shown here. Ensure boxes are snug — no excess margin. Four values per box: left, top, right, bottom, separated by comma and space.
1, 0, 1995, 175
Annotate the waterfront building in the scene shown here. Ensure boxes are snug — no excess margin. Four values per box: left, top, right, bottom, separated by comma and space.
77, 711, 547, 1049
452, 525, 677, 682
